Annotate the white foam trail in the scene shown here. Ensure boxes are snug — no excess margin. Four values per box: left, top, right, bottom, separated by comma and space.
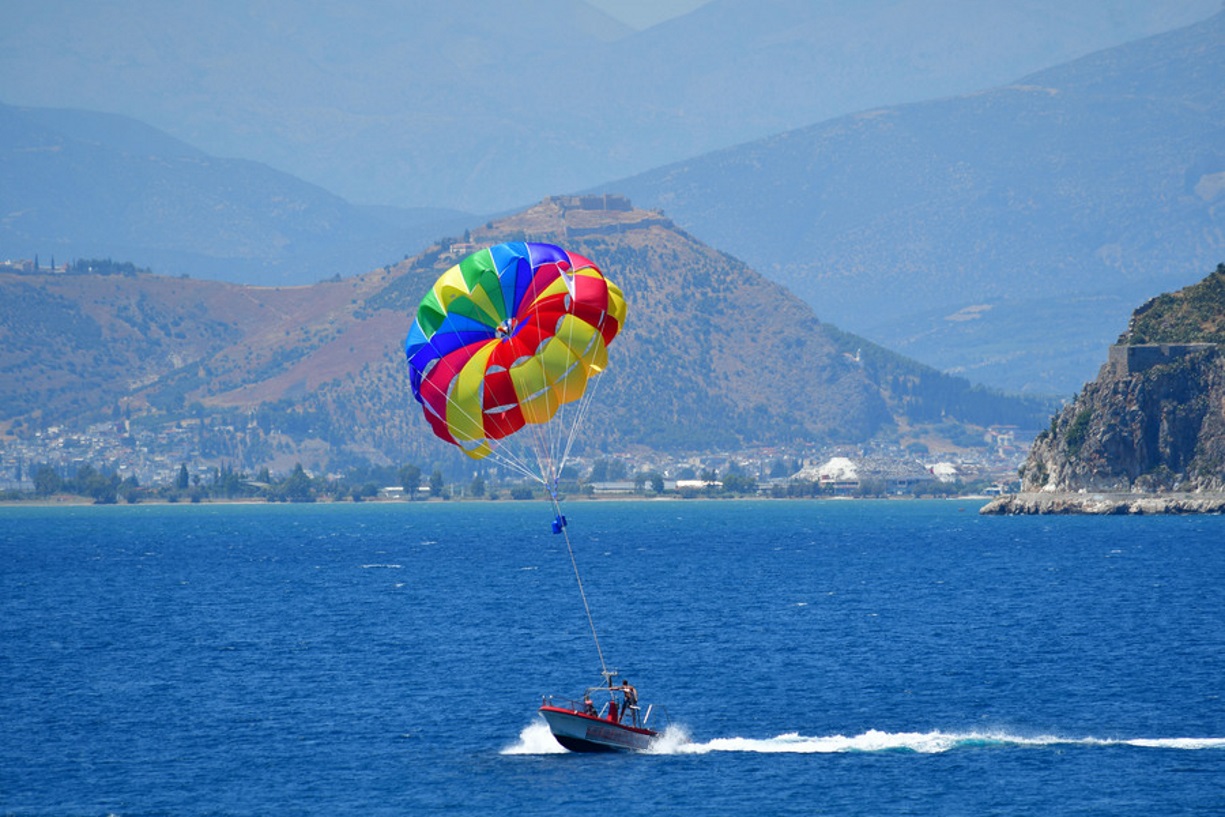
1104, 737, 1225, 750
648, 729, 1225, 755
645, 724, 694, 754
500, 720, 568, 755
499, 723, 1225, 756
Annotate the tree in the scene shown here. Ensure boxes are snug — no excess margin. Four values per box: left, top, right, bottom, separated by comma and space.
429, 469, 444, 498
176, 463, 190, 491
119, 476, 141, 504
283, 463, 315, 502
350, 482, 379, 502
74, 464, 118, 504
399, 464, 421, 499
74, 463, 97, 489
722, 473, 758, 495
216, 464, 246, 499
33, 465, 61, 496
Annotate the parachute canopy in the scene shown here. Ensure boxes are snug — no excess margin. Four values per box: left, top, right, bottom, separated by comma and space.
404, 242, 626, 462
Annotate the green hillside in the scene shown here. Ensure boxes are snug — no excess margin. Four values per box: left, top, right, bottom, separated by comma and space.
1123, 264, 1225, 344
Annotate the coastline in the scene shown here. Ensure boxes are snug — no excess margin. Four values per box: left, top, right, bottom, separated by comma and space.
980, 492, 1225, 515
0, 493, 981, 509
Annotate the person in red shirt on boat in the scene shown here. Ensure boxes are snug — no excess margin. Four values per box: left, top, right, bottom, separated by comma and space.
619, 679, 639, 726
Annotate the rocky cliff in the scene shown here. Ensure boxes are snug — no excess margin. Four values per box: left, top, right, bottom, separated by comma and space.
1013, 264, 1225, 496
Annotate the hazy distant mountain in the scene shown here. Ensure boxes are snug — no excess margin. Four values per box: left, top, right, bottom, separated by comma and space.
0, 103, 471, 283
0, 199, 1052, 475
606, 10, 1225, 396
0, 0, 1216, 212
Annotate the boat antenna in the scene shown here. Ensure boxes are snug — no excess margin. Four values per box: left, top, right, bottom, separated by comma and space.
548, 487, 609, 680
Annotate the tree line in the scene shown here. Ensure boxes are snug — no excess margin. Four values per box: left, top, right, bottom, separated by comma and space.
4, 456, 989, 505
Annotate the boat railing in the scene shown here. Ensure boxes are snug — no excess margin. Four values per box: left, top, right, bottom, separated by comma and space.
640, 702, 670, 730
541, 688, 668, 730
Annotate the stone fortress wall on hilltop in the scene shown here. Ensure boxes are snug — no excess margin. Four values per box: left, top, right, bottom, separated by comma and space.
1107, 343, 1219, 376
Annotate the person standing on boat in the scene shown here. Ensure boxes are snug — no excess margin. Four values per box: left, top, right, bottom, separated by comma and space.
619, 679, 639, 725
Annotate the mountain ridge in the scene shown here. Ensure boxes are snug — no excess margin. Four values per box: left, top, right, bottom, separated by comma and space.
0, 199, 1054, 481
5, 10, 1222, 395
0, 101, 472, 284
1, 0, 1216, 211
605, 10, 1225, 395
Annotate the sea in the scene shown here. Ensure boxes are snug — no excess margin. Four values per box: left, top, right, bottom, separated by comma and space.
2, 499, 1222, 816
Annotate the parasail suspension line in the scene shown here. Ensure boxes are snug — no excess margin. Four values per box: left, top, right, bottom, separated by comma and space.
549, 488, 608, 679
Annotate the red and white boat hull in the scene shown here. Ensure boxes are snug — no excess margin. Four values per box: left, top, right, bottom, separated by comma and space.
539, 705, 659, 752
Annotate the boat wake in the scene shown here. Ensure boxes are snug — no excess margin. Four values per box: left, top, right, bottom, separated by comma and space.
651, 729, 1225, 755
501, 721, 569, 755
502, 723, 1225, 756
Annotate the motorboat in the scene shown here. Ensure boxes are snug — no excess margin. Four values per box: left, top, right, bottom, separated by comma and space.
539, 676, 664, 752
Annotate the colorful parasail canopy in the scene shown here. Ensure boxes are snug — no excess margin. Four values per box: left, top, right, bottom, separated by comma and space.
404, 242, 626, 461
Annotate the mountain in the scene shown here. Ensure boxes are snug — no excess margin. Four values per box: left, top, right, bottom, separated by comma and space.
0, 199, 1053, 479
1123, 264, 1225, 345
0, 102, 471, 284
606, 10, 1225, 397
1007, 264, 1225, 502
0, 0, 1216, 212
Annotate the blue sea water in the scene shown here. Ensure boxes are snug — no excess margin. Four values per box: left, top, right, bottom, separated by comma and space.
2, 499, 1223, 816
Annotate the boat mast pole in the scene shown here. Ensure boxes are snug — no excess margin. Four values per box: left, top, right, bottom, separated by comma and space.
550, 491, 610, 682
